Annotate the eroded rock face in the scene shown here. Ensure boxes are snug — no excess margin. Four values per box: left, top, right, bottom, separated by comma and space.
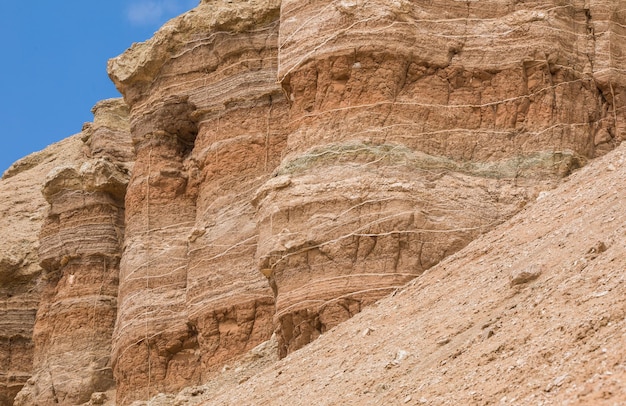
108, 1, 286, 403
253, 0, 625, 356
0, 136, 85, 406
206, 139, 626, 406
13, 99, 132, 406
108, 0, 626, 376
4, 1, 626, 405
254, 152, 544, 356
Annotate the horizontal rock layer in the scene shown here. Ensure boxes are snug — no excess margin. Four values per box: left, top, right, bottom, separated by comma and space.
254, 147, 556, 355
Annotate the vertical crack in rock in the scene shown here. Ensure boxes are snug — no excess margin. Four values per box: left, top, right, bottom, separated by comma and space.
588, 0, 626, 153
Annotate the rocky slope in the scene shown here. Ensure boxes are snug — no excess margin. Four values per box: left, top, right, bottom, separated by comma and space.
1, 0, 626, 405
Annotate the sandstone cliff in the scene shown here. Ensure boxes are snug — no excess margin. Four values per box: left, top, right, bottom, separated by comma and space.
0, 136, 84, 406
2, 0, 626, 405
6, 100, 132, 406
107, 1, 285, 402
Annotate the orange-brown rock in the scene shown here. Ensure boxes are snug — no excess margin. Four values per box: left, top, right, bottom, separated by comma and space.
13, 99, 131, 406
201, 130, 626, 406
108, 0, 626, 396
254, 0, 625, 356
0, 136, 84, 406
3, 0, 626, 405
107, 1, 286, 403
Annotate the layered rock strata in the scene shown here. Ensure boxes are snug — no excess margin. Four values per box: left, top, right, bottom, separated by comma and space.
110, 0, 626, 376
107, 1, 286, 402
3, 1, 626, 405
254, 151, 545, 356
0, 137, 84, 406
254, 0, 625, 355
13, 99, 132, 406
207, 138, 626, 406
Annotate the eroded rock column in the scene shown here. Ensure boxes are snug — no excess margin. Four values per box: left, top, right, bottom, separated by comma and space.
108, 1, 287, 402
0, 135, 85, 406
112, 97, 199, 403
14, 99, 131, 405
182, 9, 288, 375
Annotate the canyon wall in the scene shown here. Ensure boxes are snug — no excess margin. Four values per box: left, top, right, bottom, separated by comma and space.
107, 0, 624, 400
256, 0, 618, 356
205, 128, 626, 406
1, 0, 625, 405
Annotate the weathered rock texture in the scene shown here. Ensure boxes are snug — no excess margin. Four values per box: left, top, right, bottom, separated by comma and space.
107, 1, 286, 403
3, 0, 626, 405
105, 0, 626, 401
199, 129, 626, 406
0, 136, 84, 406
13, 99, 132, 406
255, 0, 625, 356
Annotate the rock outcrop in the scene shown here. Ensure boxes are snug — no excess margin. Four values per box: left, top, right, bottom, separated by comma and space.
200, 131, 626, 406
0, 136, 84, 406
107, 1, 286, 402
13, 99, 132, 406
2, 0, 626, 405
254, 0, 624, 356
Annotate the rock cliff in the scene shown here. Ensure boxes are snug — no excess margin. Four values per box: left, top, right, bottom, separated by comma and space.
12, 99, 132, 406
165, 128, 626, 406
1, 0, 625, 405
107, 1, 286, 402
0, 137, 84, 406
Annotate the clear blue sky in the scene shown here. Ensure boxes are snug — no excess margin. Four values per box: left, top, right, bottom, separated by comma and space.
0, 0, 198, 174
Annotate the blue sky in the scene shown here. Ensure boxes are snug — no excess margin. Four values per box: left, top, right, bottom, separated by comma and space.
0, 0, 198, 174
